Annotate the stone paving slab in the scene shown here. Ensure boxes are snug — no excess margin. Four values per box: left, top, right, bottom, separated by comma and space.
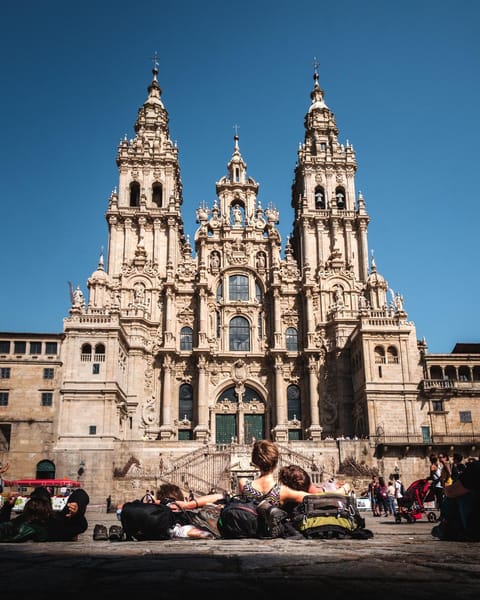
0, 510, 479, 599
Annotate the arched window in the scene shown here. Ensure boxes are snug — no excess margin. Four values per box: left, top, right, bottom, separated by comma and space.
315, 186, 325, 209
229, 275, 249, 301
178, 383, 193, 421
473, 366, 480, 382
129, 182, 140, 207
386, 346, 398, 364
180, 326, 193, 351
285, 327, 298, 351
459, 366, 471, 382
335, 186, 345, 209
430, 366, 443, 380
218, 387, 238, 403
81, 343, 92, 362
229, 316, 250, 351
374, 346, 385, 364
287, 385, 301, 420
95, 343, 105, 355
445, 366, 457, 380
255, 282, 262, 302
152, 182, 163, 207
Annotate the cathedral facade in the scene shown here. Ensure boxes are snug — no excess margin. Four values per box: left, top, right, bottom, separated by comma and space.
1, 65, 479, 504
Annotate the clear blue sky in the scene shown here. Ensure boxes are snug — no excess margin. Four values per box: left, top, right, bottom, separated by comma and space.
1, 0, 479, 354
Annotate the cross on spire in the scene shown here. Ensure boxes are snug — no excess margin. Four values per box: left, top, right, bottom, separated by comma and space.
151, 51, 159, 70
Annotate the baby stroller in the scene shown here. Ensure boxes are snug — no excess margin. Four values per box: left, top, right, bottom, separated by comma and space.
394, 478, 439, 523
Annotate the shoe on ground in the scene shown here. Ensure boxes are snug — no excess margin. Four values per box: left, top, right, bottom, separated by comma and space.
93, 524, 108, 541
108, 525, 123, 541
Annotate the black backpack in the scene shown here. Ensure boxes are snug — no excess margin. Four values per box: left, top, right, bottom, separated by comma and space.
218, 496, 269, 539
121, 499, 175, 540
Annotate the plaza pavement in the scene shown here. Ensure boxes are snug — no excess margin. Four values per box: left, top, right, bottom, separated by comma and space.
0, 505, 479, 599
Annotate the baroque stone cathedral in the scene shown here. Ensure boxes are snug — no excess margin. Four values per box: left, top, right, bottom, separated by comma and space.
1, 64, 479, 504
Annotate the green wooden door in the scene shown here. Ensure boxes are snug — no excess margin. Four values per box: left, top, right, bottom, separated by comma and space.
244, 414, 264, 443
216, 414, 237, 444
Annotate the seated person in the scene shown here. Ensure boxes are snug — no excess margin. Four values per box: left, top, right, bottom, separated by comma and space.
0, 494, 53, 542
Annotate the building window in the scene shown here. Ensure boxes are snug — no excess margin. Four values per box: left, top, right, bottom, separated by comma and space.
0, 392, 9, 406
287, 384, 301, 421
460, 411, 472, 423
430, 366, 443, 379
0, 341, 10, 354
229, 275, 249, 301
432, 400, 444, 412
0, 368, 10, 379
374, 346, 386, 364
45, 342, 58, 355
229, 316, 250, 351
89, 425, 97, 435
314, 186, 325, 209
14, 341, 26, 354
43, 368, 54, 379
285, 327, 298, 351
421, 426, 431, 444
0, 424, 11, 450
41, 392, 53, 407
36, 459, 55, 480
335, 186, 346, 209
387, 346, 399, 364
81, 344, 92, 362
92, 363, 100, 374
216, 280, 223, 302
179, 384, 194, 421
129, 181, 140, 207
30, 341, 42, 354
152, 182, 163, 207
178, 430, 193, 440
94, 344, 106, 361
180, 327, 193, 351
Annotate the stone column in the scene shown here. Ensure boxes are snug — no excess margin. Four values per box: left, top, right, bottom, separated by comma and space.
159, 355, 175, 439
194, 355, 209, 441
307, 356, 322, 441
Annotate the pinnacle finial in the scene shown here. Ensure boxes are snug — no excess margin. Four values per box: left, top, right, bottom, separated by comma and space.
313, 56, 320, 85
150, 51, 159, 80
233, 124, 240, 149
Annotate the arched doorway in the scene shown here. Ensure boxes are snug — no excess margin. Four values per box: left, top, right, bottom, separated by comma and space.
215, 385, 266, 444
36, 459, 55, 479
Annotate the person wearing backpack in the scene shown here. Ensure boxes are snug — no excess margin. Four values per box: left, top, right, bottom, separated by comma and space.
227, 439, 309, 538
238, 440, 310, 506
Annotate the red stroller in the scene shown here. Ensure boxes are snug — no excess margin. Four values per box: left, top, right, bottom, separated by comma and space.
394, 478, 439, 523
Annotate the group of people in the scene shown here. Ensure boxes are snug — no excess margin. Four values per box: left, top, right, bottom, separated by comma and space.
110, 439, 354, 541
365, 452, 480, 541
2, 442, 479, 543
367, 474, 404, 518
0, 486, 89, 542
429, 452, 480, 541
